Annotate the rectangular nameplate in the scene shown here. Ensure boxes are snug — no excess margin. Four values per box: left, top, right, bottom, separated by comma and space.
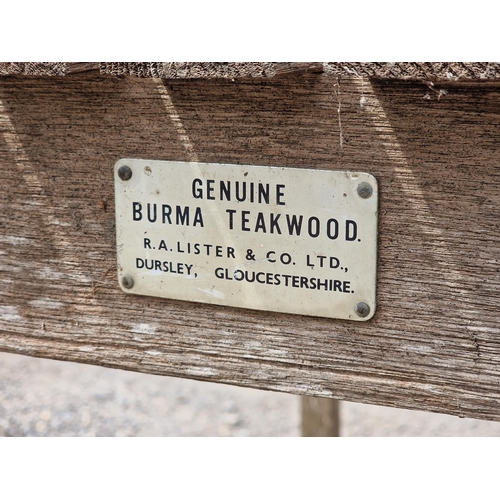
114, 160, 378, 321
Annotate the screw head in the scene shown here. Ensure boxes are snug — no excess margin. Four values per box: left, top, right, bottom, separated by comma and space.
354, 302, 370, 318
118, 165, 132, 181
121, 276, 134, 289
357, 182, 373, 199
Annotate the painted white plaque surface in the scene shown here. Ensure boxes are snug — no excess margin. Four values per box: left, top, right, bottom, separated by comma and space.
114, 159, 378, 321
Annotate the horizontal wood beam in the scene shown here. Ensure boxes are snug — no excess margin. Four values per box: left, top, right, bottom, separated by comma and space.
1, 73, 499, 421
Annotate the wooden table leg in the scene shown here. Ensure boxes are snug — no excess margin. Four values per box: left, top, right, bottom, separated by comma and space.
302, 397, 340, 437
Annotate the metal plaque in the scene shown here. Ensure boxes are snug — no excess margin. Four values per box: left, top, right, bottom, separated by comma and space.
114, 159, 378, 321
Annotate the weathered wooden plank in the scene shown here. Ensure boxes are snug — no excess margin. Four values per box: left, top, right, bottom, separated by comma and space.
323, 62, 500, 81
0, 73, 499, 421
2, 62, 499, 80
0, 63, 100, 76
99, 62, 323, 79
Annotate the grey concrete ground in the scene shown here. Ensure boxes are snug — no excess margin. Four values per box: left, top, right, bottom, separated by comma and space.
1, 351, 499, 437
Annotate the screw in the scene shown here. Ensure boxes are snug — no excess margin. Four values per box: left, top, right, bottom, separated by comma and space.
354, 302, 370, 318
357, 182, 373, 199
118, 165, 132, 181
121, 276, 134, 289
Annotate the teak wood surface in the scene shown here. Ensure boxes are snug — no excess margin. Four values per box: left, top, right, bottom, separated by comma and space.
1, 73, 499, 421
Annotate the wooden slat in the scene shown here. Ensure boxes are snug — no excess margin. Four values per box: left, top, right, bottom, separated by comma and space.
99, 62, 323, 79
1, 73, 499, 421
0, 63, 100, 76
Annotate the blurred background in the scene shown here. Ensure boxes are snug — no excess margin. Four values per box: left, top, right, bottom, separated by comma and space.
1, 350, 500, 437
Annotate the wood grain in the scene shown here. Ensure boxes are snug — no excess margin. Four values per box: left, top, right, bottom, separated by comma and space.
0, 63, 99, 76
1, 73, 499, 421
99, 62, 323, 79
